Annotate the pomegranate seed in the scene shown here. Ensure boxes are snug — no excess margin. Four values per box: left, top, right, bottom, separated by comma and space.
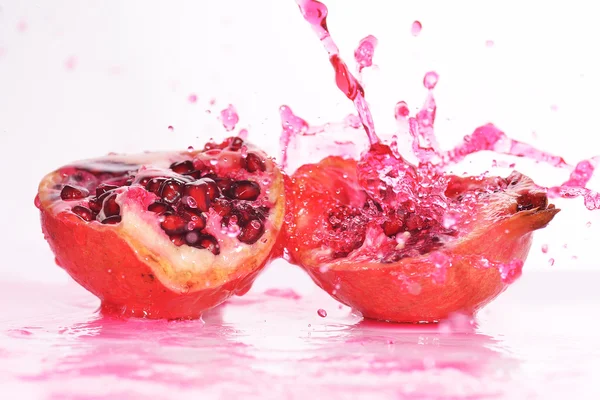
244, 152, 266, 173
201, 178, 219, 200
229, 137, 244, 151
60, 185, 89, 201
160, 213, 187, 234
382, 210, 406, 236
88, 197, 102, 213
192, 160, 210, 173
204, 140, 228, 151
232, 202, 259, 226
184, 179, 219, 212
237, 219, 265, 244
183, 170, 202, 179
101, 215, 122, 225
213, 177, 233, 193
405, 214, 424, 232
170, 234, 186, 246
190, 234, 220, 255
96, 183, 119, 197
102, 193, 120, 217
183, 185, 210, 212
67, 169, 97, 186
228, 180, 261, 201
72, 205, 95, 222
148, 201, 172, 214
145, 178, 166, 194
212, 198, 233, 217
179, 208, 206, 231
159, 179, 184, 204
170, 160, 194, 175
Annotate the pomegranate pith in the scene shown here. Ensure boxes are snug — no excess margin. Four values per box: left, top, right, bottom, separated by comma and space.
37, 137, 286, 319
284, 156, 559, 323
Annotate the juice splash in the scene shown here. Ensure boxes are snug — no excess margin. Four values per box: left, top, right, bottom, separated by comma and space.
276, 0, 596, 320
291, 0, 599, 213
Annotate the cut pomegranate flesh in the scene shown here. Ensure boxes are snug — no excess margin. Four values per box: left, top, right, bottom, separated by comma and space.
36, 137, 286, 319
284, 155, 559, 323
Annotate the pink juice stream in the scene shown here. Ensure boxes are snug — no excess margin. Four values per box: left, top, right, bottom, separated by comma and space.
292, 0, 599, 213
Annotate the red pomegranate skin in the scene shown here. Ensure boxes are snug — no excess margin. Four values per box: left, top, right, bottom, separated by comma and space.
284, 156, 559, 323
38, 142, 286, 320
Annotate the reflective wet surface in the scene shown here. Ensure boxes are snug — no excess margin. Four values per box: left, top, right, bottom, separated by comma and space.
1, 264, 599, 399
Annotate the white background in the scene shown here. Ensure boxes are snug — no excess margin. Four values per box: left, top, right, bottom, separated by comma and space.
0, 0, 598, 282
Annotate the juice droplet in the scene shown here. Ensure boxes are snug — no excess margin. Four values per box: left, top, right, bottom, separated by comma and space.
394, 101, 410, 121
64, 56, 77, 71
317, 308, 327, 318
548, 258, 555, 266
297, 0, 328, 31
429, 251, 451, 284
584, 191, 600, 210
541, 244, 549, 254
167, 125, 174, 132
586, 221, 592, 228
17, 20, 28, 33
219, 104, 239, 132
188, 94, 198, 104
423, 71, 439, 90
187, 146, 194, 152
411, 20, 422, 36
279, 105, 309, 169
485, 40, 495, 48
497, 259, 524, 284
354, 35, 378, 71
34, 194, 41, 209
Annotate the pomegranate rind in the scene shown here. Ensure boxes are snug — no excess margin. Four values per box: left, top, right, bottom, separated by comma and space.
285, 156, 559, 323
38, 147, 285, 319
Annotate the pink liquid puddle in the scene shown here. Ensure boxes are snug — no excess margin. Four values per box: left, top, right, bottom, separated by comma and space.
3, 268, 600, 399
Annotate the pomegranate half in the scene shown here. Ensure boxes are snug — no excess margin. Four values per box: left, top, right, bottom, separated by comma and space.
37, 138, 285, 319
285, 155, 559, 323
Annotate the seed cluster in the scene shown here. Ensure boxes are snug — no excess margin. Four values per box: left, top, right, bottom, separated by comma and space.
59, 138, 270, 254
